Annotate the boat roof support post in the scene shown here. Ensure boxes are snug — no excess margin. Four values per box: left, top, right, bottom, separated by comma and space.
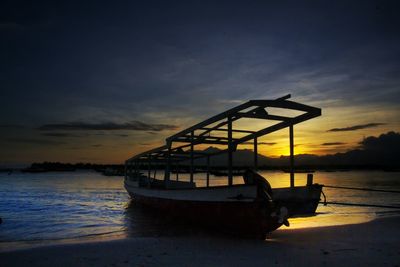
254, 137, 258, 170
147, 156, 151, 188
289, 125, 295, 187
190, 131, 194, 183
206, 155, 210, 187
176, 162, 179, 181
164, 141, 171, 184
228, 117, 233, 186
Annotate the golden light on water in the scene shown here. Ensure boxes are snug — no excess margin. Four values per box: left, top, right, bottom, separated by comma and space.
281, 213, 376, 230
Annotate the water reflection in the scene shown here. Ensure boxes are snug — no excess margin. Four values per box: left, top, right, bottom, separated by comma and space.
123, 200, 212, 238
123, 170, 400, 233
1, 170, 399, 245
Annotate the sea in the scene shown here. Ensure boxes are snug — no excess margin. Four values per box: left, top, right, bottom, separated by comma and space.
0, 170, 399, 250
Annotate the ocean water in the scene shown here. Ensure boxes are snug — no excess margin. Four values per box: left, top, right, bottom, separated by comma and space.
0, 170, 399, 248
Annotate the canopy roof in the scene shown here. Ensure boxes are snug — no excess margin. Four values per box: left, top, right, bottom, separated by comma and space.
126, 94, 321, 164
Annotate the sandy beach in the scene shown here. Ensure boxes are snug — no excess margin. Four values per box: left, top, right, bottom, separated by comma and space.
1, 216, 399, 267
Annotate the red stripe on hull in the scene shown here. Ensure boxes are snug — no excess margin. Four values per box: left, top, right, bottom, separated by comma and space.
127, 191, 283, 237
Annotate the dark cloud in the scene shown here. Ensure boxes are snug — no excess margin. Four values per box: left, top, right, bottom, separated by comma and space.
1, 0, 399, 127
115, 134, 129, 137
91, 144, 102, 147
360, 131, 400, 151
322, 142, 346, 146
38, 121, 178, 132
41, 132, 129, 138
41, 132, 85, 137
244, 141, 276, 145
6, 138, 66, 146
327, 123, 385, 132
259, 142, 277, 146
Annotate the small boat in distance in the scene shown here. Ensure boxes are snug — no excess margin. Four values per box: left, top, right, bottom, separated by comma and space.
124, 94, 322, 237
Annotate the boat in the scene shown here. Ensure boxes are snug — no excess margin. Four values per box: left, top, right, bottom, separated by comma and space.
124, 94, 322, 237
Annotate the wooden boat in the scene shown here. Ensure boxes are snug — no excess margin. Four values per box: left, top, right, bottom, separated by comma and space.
125, 174, 288, 237
124, 94, 322, 236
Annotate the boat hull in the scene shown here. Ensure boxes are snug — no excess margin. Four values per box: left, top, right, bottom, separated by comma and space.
124, 182, 283, 237
272, 184, 322, 216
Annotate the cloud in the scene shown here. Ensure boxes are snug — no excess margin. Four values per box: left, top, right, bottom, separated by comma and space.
243, 141, 277, 145
259, 142, 277, 146
359, 131, 400, 151
327, 123, 385, 132
6, 138, 66, 146
321, 142, 346, 146
41, 132, 85, 137
38, 121, 178, 132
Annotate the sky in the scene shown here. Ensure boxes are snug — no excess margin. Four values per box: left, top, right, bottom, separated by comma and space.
1, 0, 399, 165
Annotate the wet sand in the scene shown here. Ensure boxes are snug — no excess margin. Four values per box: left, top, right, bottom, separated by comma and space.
1, 216, 399, 267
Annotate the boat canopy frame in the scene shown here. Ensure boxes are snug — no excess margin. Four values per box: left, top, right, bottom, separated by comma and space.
125, 94, 321, 188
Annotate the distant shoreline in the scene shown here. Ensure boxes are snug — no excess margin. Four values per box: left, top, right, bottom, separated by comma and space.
3, 162, 398, 174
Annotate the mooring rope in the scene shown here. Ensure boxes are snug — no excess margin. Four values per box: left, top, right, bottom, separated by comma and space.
320, 201, 400, 209
320, 185, 400, 209
323, 185, 400, 194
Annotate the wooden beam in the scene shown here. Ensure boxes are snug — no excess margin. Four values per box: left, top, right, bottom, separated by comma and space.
290, 125, 294, 188
176, 168, 179, 181
276, 94, 291, 101
166, 95, 294, 143
249, 99, 321, 113
206, 155, 210, 187
254, 137, 258, 170
180, 135, 240, 142
199, 127, 256, 134
190, 131, 194, 183
234, 111, 321, 146
164, 141, 171, 183
228, 117, 233, 186
173, 138, 231, 145
198, 120, 229, 137
167, 98, 320, 143
167, 101, 254, 142
127, 96, 321, 171
147, 156, 151, 188
236, 112, 291, 121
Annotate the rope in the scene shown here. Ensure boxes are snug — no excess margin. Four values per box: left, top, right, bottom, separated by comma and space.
320, 201, 400, 209
323, 185, 400, 194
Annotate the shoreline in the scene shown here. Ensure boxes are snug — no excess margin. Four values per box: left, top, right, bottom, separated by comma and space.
1, 216, 399, 266
0, 212, 382, 253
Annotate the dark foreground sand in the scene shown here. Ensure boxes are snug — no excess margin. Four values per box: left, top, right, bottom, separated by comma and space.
1, 216, 399, 267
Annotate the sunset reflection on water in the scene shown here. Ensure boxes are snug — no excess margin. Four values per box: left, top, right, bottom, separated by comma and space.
0, 170, 399, 246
